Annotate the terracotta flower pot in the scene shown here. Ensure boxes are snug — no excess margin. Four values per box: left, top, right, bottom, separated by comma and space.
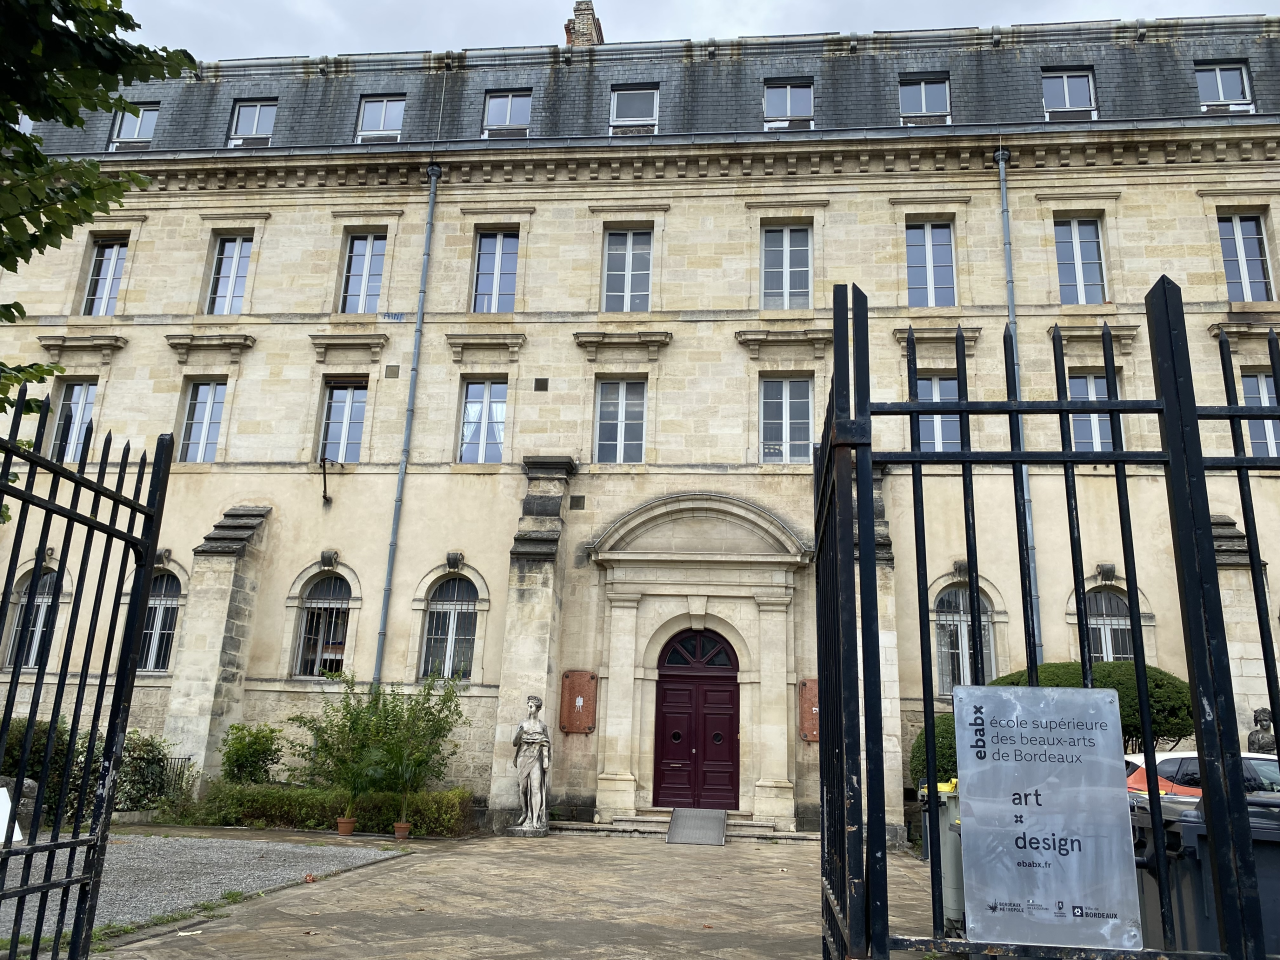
336, 817, 357, 836
393, 822, 411, 840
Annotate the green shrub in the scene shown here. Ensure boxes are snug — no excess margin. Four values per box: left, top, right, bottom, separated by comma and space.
991, 661, 1194, 752
220, 723, 283, 785
909, 713, 958, 786
160, 781, 473, 837
1, 717, 70, 800
115, 731, 170, 811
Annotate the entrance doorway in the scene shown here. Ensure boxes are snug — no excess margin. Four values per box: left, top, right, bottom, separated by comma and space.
654, 630, 739, 809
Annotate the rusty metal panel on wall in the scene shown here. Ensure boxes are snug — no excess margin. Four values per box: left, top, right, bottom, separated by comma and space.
560, 670, 598, 734
799, 678, 819, 742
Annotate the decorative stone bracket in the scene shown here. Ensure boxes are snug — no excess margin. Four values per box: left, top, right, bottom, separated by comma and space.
37, 335, 127, 366
1210, 320, 1280, 349
1051, 324, 1139, 356
734, 329, 832, 359
574, 331, 672, 362
891, 326, 981, 360
166, 333, 257, 365
309, 333, 388, 364
445, 333, 526, 363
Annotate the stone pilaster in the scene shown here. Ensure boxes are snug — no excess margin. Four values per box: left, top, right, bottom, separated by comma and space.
596, 591, 641, 821
1212, 514, 1272, 745
162, 506, 271, 783
754, 594, 796, 830
486, 456, 575, 831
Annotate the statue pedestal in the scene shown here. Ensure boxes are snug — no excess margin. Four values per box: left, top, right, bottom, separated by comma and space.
506, 823, 549, 839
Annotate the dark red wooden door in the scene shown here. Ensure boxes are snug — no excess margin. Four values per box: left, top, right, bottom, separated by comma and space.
654, 630, 739, 810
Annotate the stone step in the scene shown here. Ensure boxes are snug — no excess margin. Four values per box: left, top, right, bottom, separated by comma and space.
547, 821, 819, 844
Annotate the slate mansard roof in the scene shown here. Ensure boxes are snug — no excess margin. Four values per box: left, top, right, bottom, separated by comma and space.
32, 16, 1280, 157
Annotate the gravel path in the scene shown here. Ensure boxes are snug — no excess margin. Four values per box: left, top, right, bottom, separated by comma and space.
1, 835, 398, 936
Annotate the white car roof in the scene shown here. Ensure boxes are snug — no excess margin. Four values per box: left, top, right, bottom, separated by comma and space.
1124, 751, 1277, 764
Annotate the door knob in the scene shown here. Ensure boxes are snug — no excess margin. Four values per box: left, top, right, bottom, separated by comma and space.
692, 748, 697, 753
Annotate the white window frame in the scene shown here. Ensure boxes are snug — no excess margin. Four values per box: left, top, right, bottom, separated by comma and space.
899, 79, 951, 124
763, 84, 814, 130
603, 230, 652, 313
139, 572, 181, 672
1068, 374, 1114, 452
227, 101, 276, 147
906, 222, 956, 308
610, 88, 658, 135
52, 381, 97, 464
179, 381, 227, 464
7, 571, 57, 669
340, 233, 386, 314
1242, 373, 1279, 457
483, 91, 532, 137
356, 97, 405, 142
595, 380, 647, 465
458, 380, 507, 464
1219, 214, 1274, 304
1055, 218, 1107, 305
421, 578, 478, 680
761, 226, 811, 310
1084, 589, 1135, 663
109, 107, 158, 150
472, 232, 519, 313
319, 381, 368, 464
207, 235, 253, 315
1197, 64, 1254, 113
917, 376, 960, 452
83, 240, 127, 317
1042, 71, 1097, 120
760, 378, 813, 464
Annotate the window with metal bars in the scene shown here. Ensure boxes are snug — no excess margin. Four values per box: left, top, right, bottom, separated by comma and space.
1084, 588, 1135, 662
421, 577, 478, 680
295, 575, 351, 677
596, 380, 646, 464
761, 379, 812, 464
207, 236, 253, 314
1243, 374, 1279, 456
458, 381, 506, 464
83, 240, 127, 316
603, 230, 652, 312
340, 234, 386, 314
139, 573, 181, 672
762, 227, 810, 309
1069, 374, 1114, 451
934, 587, 994, 694
916, 376, 960, 452
1055, 219, 1106, 305
473, 232, 518, 312
6, 571, 57, 669
51, 382, 97, 464
906, 223, 955, 307
179, 381, 226, 463
1218, 215, 1273, 303
320, 381, 367, 463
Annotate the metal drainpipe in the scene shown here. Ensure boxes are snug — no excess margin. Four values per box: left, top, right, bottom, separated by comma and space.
996, 147, 1045, 665
371, 162, 442, 684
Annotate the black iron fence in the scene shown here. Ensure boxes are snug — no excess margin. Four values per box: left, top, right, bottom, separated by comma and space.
0, 389, 171, 959
815, 277, 1276, 960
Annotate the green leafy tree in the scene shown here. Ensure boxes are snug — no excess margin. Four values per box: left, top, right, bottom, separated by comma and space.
0, 0, 191, 416
220, 723, 283, 785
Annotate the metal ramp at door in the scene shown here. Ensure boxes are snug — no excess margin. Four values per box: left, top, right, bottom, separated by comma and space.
665, 808, 727, 845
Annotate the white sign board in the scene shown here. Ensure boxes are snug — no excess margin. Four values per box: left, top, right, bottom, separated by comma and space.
0, 788, 22, 842
952, 685, 1141, 948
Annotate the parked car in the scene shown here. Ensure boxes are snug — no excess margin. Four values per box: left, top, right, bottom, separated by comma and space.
1125, 751, 1280, 797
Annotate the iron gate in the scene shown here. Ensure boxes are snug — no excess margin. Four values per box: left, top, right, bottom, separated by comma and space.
815, 277, 1276, 960
0, 388, 171, 959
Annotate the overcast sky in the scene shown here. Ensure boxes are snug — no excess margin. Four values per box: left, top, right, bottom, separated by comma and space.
123, 0, 1266, 62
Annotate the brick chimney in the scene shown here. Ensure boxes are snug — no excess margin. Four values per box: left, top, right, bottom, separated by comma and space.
564, 0, 605, 46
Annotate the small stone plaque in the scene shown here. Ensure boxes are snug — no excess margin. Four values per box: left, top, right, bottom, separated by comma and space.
559, 671, 597, 734
799, 678, 819, 742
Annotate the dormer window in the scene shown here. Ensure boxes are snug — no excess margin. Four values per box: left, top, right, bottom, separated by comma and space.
610, 87, 657, 136
900, 79, 951, 126
356, 97, 405, 143
109, 107, 158, 151
1042, 71, 1097, 121
1197, 64, 1254, 114
228, 102, 276, 148
764, 83, 813, 131
484, 92, 532, 138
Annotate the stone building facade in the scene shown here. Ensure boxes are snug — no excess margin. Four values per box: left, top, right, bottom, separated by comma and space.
3, 5, 1279, 833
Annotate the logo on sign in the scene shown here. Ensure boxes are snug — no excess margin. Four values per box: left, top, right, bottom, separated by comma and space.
967, 704, 987, 760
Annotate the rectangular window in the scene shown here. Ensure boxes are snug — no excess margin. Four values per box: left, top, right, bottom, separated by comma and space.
761, 379, 812, 464
340, 234, 386, 314
179, 381, 227, 463
109, 107, 158, 151
356, 97, 405, 142
458, 381, 507, 464
604, 231, 651, 313
1197, 64, 1253, 113
1242, 374, 1279, 457
899, 79, 950, 125
473, 232, 518, 313
906, 223, 955, 307
917, 377, 960, 452
1219, 215, 1273, 303
1055, 219, 1106, 305
83, 240, 127, 316
228, 101, 276, 147
207, 236, 252, 314
1042, 71, 1096, 120
596, 380, 646, 464
762, 226, 810, 309
1069, 375, 1113, 452
484, 91, 532, 138
52, 382, 97, 464
610, 88, 658, 135
764, 84, 813, 130
320, 381, 367, 464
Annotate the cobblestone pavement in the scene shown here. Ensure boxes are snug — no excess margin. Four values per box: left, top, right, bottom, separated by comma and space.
110, 831, 934, 960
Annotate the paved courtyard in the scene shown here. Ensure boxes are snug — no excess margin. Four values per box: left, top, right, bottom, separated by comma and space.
108, 831, 933, 959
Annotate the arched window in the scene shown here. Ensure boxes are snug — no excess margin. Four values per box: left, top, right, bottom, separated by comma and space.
935, 587, 994, 693
296, 574, 351, 677
1085, 588, 1135, 662
422, 577, 478, 680
139, 572, 181, 671
7, 570, 58, 668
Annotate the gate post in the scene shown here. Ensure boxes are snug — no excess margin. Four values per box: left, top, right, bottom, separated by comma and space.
1145, 275, 1265, 960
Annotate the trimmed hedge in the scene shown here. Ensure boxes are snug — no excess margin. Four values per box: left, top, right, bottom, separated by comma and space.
909, 713, 957, 785
160, 782, 473, 837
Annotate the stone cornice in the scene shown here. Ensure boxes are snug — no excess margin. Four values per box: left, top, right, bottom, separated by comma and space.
308, 333, 388, 363
445, 333, 526, 363
1052, 323, 1140, 356
37, 335, 128, 365
735, 329, 832, 359
891, 326, 981, 360
574, 331, 672, 362
166, 333, 257, 364
1209, 320, 1280, 347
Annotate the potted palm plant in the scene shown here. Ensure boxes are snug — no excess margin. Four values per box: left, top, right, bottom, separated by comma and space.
334, 746, 382, 836
378, 739, 433, 840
